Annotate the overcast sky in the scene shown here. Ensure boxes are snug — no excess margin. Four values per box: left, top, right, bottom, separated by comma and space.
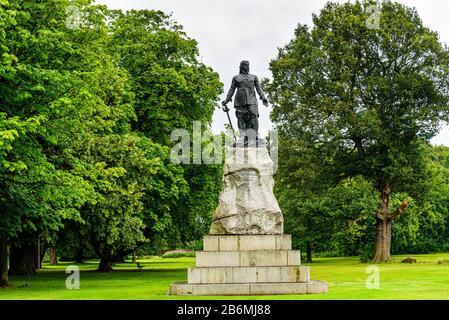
95, 0, 449, 146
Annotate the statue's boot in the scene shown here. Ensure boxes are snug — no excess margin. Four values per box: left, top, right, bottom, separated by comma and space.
232, 127, 246, 148
247, 117, 261, 147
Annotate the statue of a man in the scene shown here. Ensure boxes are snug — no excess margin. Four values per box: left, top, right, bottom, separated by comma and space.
222, 60, 269, 145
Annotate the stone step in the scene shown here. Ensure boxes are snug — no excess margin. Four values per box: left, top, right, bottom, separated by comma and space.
196, 250, 301, 267
188, 266, 310, 284
170, 281, 328, 296
203, 234, 291, 251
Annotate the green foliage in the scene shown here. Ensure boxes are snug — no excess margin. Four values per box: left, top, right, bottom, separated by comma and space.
56, 220, 95, 261
0, 0, 103, 246
277, 144, 449, 259
185, 239, 204, 252
107, 9, 223, 252
267, 0, 449, 191
323, 177, 379, 258
398, 146, 449, 253
108, 9, 223, 145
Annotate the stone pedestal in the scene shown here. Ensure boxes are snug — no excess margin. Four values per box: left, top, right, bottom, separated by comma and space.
169, 235, 328, 296
169, 148, 327, 296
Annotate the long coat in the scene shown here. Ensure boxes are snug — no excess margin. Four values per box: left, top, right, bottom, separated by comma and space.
225, 74, 266, 107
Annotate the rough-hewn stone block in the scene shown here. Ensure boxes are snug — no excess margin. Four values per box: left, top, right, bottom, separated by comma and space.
209, 148, 284, 235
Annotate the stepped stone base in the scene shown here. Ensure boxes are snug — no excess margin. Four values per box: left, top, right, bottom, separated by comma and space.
169, 235, 328, 296
170, 281, 328, 296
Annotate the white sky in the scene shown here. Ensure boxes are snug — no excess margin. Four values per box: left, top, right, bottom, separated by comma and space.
95, 0, 449, 146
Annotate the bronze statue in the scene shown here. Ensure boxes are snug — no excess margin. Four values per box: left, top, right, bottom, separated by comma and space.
222, 60, 268, 146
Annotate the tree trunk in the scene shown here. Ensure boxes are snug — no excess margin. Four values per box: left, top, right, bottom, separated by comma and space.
9, 244, 37, 275
50, 248, 58, 265
306, 241, 312, 263
0, 238, 9, 287
97, 259, 113, 272
372, 217, 392, 262
35, 239, 41, 270
38, 241, 46, 268
75, 248, 84, 263
372, 182, 392, 262
372, 180, 410, 262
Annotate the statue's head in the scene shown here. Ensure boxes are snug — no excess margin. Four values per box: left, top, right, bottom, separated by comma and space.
239, 60, 250, 74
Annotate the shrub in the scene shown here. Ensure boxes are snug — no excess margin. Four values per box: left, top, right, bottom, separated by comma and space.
314, 251, 341, 258
161, 250, 196, 258
185, 240, 203, 251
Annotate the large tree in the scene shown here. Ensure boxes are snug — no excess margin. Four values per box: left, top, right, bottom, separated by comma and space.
265, 0, 449, 262
0, 114, 45, 285
0, 0, 102, 280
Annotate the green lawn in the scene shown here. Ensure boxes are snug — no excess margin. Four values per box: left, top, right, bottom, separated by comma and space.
1, 253, 449, 300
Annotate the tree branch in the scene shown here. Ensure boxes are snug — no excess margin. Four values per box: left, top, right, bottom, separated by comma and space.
389, 199, 409, 220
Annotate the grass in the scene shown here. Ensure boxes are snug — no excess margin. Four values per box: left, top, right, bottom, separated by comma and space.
1, 253, 449, 300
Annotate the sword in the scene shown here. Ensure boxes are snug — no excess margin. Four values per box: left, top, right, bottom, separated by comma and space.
222, 102, 237, 142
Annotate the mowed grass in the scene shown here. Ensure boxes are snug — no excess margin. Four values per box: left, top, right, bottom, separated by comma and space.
1, 253, 449, 300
